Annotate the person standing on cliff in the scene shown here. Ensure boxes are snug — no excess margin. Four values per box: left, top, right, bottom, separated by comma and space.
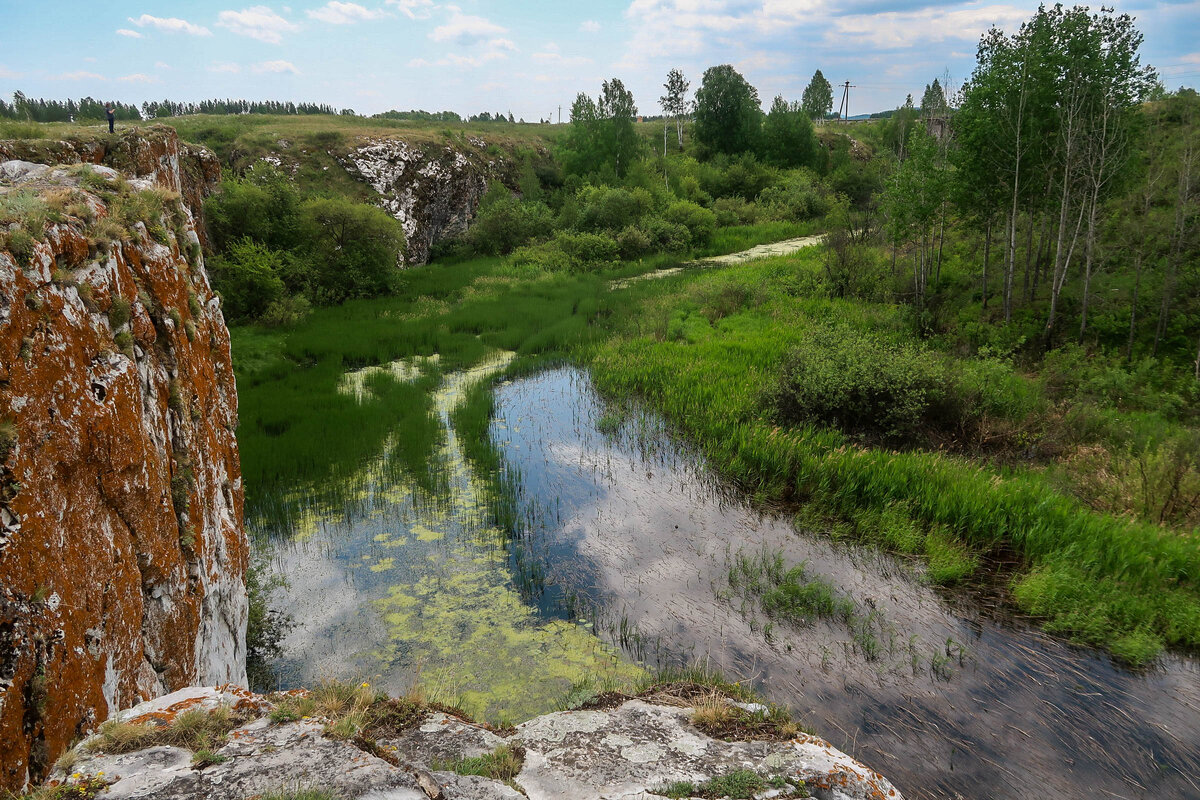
106, 103, 115, 134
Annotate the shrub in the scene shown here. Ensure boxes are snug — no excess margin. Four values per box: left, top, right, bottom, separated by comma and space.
768, 325, 948, 440
641, 218, 692, 253
712, 197, 760, 226
615, 225, 653, 260
4, 229, 37, 267
466, 196, 554, 255
260, 294, 312, 328
576, 186, 655, 232
209, 238, 286, 321
108, 297, 132, 329
665, 200, 717, 247
757, 171, 830, 221
511, 231, 618, 273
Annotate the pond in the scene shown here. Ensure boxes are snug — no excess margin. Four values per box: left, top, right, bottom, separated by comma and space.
261, 361, 1200, 799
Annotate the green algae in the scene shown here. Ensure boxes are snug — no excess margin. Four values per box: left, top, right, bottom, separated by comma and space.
264, 352, 641, 722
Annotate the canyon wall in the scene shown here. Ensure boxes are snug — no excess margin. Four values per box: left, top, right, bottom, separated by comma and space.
0, 144, 245, 791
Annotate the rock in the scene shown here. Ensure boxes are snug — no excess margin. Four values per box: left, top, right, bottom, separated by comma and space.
0, 126, 221, 246
0, 158, 245, 792
44, 689, 901, 800
376, 712, 506, 769
515, 700, 899, 800
341, 138, 528, 265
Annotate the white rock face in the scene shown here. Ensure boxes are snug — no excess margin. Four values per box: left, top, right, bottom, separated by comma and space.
57, 688, 902, 800
343, 138, 523, 265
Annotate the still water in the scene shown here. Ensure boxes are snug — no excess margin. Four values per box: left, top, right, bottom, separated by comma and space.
264, 361, 1200, 799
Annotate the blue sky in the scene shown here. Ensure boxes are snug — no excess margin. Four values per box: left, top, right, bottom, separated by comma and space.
1, 0, 1197, 119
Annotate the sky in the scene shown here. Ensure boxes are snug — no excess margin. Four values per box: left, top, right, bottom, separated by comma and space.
1, 0, 1198, 120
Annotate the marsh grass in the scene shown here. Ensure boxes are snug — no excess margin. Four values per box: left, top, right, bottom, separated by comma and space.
593, 253, 1200, 663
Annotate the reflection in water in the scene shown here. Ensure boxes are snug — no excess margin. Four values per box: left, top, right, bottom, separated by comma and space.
492, 367, 1200, 800
260, 355, 638, 721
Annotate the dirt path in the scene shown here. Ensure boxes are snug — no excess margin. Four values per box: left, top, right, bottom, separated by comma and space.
612, 234, 825, 288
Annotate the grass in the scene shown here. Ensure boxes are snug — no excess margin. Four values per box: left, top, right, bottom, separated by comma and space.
654, 769, 809, 799
85, 704, 241, 756
590, 251, 1200, 664
267, 681, 428, 742
431, 744, 524, 782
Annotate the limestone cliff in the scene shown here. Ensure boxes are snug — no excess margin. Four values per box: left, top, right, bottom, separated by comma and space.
0, 155, 246, 791
340, 136, 526, 265
0, 126, 221, 247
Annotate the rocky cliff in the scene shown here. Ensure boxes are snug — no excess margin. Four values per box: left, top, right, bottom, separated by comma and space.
0, 126, 221, 247
339, 136, 526, 266
45, 684, 902, 800
0, 153, 246, 791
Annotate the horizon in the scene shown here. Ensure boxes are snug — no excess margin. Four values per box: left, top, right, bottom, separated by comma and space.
2, 1, 1199, 121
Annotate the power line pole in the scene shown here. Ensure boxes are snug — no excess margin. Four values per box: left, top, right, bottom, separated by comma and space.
558, 105, 562, 124
838, 80, 856, 122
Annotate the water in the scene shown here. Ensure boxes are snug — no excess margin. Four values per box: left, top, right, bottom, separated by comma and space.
489, 367, 1200, 800
259, 356, 637, 721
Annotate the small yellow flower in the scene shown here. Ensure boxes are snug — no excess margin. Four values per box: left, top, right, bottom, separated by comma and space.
71, 773, 82, 779
96, 772, 104, 777
360, 682, 370, 688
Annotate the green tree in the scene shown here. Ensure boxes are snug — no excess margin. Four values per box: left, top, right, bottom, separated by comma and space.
760, 95, 817, 169
660, 68, 691, 149
693, 64, 762, 156
209, 238, 286, 321
920, 78, 948, 117
300, 197, 405, 302
562, 79, 640, 177
801, 69, 833, 120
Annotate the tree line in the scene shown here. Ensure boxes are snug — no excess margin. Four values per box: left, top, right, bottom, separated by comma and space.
874, 3, 1197, 368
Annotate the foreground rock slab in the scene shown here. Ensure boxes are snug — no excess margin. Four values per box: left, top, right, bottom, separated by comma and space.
52, 687, 901, 800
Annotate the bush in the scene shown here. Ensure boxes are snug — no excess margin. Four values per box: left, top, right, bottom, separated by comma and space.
467, 196, 554, 255
300, 196, 405, 302
712, 197, 760, 226
209, 238, 286, 321
510, 231, 618, 273
769, 325, 949, 439
665, 200, 717, 247
576, 186, 655, 232
757, 171, 830, 221
616, 225, 653, 260
260, 294, 312, 328
641, 218, 692, 253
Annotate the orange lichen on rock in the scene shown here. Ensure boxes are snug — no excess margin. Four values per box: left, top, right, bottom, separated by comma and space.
0, 151, 245, 792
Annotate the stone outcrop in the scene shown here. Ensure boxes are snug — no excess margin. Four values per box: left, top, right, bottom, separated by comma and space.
52, 686, 902, 800
0, 126, 221, 247
0, 157, 246, 791
340, 137, 526, 265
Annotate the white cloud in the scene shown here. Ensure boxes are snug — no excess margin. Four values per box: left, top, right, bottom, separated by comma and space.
430, 8, 506, 44
128, 14, 212, 36
253, 59, 300, 73
307, 2, 389, 24
217, 6, 300, 44
827, 4, 1028, 49
532, 43, 592, 66
208, 62, 242, 73
407, 57, 434, 67
116, 28, 143, 38
155, 61, 172, 69
118, 73, 159, 83
580, 19, 601, 32
51, 71, 107, 81
385, 0, 435, 19
0, 65, 24, 79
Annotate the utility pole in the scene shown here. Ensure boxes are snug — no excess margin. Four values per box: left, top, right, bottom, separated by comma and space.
558, 105, 562, 124
838, 80, 856, 123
